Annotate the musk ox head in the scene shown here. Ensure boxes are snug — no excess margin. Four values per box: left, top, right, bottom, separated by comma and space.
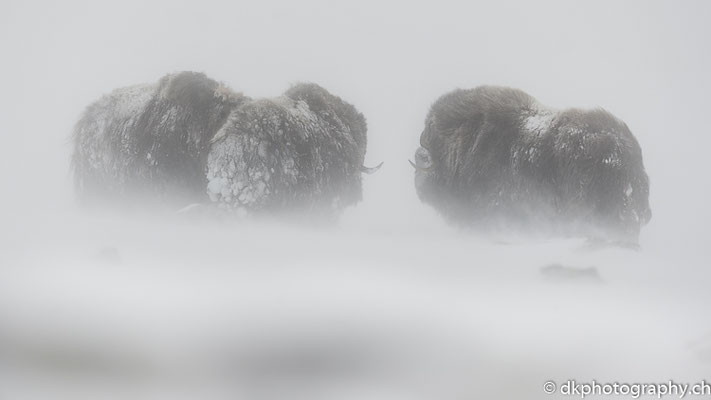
284, 83, 368, 160
410, 87, 525, 217
284, 83, 382, 174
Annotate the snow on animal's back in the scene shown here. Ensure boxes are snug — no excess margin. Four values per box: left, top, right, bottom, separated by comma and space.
84, 84, 156, 133
205, 96, 328, 209
110, 84, 156, 120
205, 92, 363, 212
522, 104, 556, 137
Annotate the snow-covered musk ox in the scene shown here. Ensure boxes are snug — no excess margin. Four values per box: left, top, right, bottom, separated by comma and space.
411, 86, 651, 243
72, 71, 378, 215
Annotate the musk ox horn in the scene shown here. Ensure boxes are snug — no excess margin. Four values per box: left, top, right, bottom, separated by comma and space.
408, 159, 432, 172
176, 203, 206, 214
360, 162, 384, 174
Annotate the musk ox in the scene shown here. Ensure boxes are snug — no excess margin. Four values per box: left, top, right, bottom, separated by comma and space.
411, 86, 651, 243
72, 71, 379, 215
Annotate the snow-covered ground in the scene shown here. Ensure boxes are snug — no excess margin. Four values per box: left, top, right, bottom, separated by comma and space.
1, 0, 710, 399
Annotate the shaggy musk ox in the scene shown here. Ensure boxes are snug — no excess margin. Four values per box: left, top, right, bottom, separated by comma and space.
72, 71, 378, 215
412, 86, 651, 243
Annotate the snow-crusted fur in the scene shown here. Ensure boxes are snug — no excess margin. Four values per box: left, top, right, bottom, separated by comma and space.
206, 83, 366, 214
72, 72, 367, 216
413, 86, 651, 243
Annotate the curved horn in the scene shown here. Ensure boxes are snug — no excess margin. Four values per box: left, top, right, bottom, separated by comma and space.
408, 159, 432, 172
176, 203, 206, 215
360, 162, 384, 174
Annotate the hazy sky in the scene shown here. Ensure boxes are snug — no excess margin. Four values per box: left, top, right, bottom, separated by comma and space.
1, 0, 710, 241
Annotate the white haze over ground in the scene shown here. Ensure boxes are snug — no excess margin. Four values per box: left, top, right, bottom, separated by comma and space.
1, 0, 711, 399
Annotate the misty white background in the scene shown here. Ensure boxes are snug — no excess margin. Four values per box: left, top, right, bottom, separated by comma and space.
1, 0, 710, 232
1, 1, 710, 399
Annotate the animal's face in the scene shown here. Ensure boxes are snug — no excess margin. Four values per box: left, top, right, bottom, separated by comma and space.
412, 145, 436, 194
412, 116, 440, 203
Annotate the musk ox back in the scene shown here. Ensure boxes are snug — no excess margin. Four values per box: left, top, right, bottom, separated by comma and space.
206, 83, 368, 211
72, 72, 371, 216
412, 86, 651, 243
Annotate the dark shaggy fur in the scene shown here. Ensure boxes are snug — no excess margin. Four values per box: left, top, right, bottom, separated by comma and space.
413, 86, 651, 242
72, 72, 368, 215
206, 82, 367, 213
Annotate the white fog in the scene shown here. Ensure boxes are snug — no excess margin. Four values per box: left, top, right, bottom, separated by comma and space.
1, 0, 710, 399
